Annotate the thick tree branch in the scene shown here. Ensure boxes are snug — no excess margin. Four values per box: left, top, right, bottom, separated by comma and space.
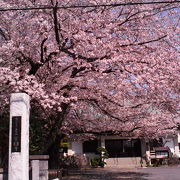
14, 51, 43, 75
28, 62, 42, 75
61, 48, 98, 62
62, 64, 74, 72
40, 38, 47, 63
52, 2, 61, 46
120, 35, 167, 47
0, 28, 9, 41
102, 94, 124, 107
79, 98, 126, 122
70, 67, 86, 78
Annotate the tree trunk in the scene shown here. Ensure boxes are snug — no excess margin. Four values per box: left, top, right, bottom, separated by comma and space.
47, 103, 69, 169
47, 135, 63, 169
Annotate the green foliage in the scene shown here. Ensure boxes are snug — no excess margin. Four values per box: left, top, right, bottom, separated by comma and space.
99, 160, 107, 167
29, 118, 45, 154
97, 147, 109, 160
29, 107, 49, 155
90, 147, 109, 168
90, 157, 100, 168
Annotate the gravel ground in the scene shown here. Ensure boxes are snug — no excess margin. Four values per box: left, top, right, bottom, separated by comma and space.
62, 166, 180, 180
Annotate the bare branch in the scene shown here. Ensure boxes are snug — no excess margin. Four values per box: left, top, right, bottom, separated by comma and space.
79, 98, 126, 122
120, 35, 167, 47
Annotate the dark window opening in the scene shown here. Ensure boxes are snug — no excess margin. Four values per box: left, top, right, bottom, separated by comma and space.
105, 139, 141, 158
83, 140, 98, 153
149, 138, 163, 151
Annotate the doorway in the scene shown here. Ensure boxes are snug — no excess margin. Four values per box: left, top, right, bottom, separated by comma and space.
105, 139, 141, 158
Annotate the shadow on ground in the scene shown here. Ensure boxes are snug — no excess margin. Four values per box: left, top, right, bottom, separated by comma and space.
62, 169, 150, 180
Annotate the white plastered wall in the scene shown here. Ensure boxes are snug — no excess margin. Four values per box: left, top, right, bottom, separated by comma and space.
68, 142, 83, 155
163, 135, 179, 157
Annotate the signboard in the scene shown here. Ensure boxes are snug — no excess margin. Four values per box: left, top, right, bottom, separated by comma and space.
155, 151, 168, 159
11, 116, 21, 152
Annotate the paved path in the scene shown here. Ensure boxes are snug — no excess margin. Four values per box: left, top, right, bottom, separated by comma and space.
138, 166, 180, 180
62, 166, 180, 180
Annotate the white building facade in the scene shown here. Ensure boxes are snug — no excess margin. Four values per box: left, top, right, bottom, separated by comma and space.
67, 133, 180, 167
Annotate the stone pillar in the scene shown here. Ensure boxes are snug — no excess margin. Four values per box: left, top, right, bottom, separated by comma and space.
32, 160, 39, 180
8, 93, 30, 180
30, 155, 49, 180
173, 136, 179, 156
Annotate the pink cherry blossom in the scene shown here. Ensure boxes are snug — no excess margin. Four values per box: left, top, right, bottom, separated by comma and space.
0, 0, 179, 140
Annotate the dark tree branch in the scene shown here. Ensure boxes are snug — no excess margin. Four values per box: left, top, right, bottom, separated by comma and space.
61, 48, 111, 62
60, 84, 75, 91
46, 103, 70, 147
120, 35, 167, 47
79, 98, 126, 122
70, 67, 86, 78
62, 64, 74, 72
52, 2, 61, 46
40, 38, 47, 63
28, 63, 42, 75
0, 28, 9, 41
61, 48, 98, 62
102, 95, 124, 107
14, 51, 42, 75
102, 68, 115, 73
45, 51, 58, 63
118, 10, 144, 27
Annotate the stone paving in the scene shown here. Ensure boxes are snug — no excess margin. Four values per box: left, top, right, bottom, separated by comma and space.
62, 168, 149, 180
62, 166, 180, 180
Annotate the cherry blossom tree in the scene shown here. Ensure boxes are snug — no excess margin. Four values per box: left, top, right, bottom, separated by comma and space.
0, 0, 179, 167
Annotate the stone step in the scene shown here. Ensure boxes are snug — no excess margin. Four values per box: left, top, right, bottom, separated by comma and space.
106, 157, 142, 168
